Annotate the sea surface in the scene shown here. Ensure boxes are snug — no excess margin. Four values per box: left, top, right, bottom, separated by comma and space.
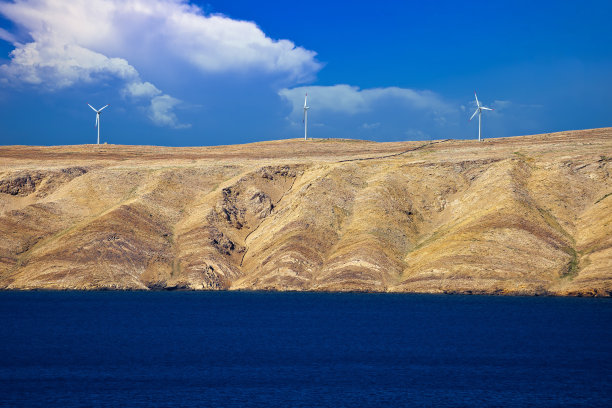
0, 291, 611, 407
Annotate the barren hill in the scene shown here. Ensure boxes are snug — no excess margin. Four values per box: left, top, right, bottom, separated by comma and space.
1, 128, 610, 295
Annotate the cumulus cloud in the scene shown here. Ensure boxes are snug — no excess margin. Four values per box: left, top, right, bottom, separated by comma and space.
0, 0, 321, 127
279, 84, 453, 117
0, 40, 138, 87
0, 0, 320, 80
278, 84, 459, 140
162, 11, 320, 81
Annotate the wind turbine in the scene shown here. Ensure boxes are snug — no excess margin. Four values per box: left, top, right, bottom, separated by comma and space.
88, 103, 109, 144
303, 93, 309, 140
469, 92, 493, 141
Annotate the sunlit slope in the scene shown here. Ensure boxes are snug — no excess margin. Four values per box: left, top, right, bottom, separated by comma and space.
0, 129, 610, 295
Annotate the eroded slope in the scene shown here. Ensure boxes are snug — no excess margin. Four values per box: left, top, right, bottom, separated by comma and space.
0, 129, 610, 295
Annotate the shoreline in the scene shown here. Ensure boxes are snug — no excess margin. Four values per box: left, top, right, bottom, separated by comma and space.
1, 287, 610, 298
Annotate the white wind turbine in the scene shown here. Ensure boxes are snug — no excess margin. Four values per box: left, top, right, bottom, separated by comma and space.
469, 92, 493, 141
88, 103, 109, 144
303, 93, 309, 140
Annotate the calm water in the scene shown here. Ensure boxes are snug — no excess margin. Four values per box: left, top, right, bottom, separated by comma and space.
0, 291, 611, 407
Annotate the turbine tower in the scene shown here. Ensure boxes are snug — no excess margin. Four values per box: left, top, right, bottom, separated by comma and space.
303, 93, 309, 140
469, 92, 493, 141
88, 103, 109, 144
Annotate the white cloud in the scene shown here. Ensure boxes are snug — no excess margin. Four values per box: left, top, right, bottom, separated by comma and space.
163, 11, 320, 81
279, 84, 459, 141
0, 40, 139, 87
0, 0, 321, 127
279, 84, 454, 118
0, 0, 320, 81
0, 27, 16, 43
122, 81, 162, 99
149, 94, 188, 128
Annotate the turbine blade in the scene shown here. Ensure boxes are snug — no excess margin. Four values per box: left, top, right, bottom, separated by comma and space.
99, 104, 109, 111
95, 114, 98, 127
474, 91, 480, 107
481, 107, 493, 111
469, 109, 479, 121
88, 103, 97, 112
304, 93, 308, 108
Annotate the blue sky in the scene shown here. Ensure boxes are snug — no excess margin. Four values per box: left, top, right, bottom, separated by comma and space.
0, 0, 610, 146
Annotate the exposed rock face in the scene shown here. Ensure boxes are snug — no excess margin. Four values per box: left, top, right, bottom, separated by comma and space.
0, 129, 610, 295
0, 167, 87, 196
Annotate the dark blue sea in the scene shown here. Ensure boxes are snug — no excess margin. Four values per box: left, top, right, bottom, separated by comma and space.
0, 291, 611, 407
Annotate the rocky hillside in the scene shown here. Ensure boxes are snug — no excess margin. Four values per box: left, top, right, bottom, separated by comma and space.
1, 128, 610, 295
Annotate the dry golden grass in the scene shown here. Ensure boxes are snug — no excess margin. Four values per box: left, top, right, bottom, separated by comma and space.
1, 128, 610, 295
